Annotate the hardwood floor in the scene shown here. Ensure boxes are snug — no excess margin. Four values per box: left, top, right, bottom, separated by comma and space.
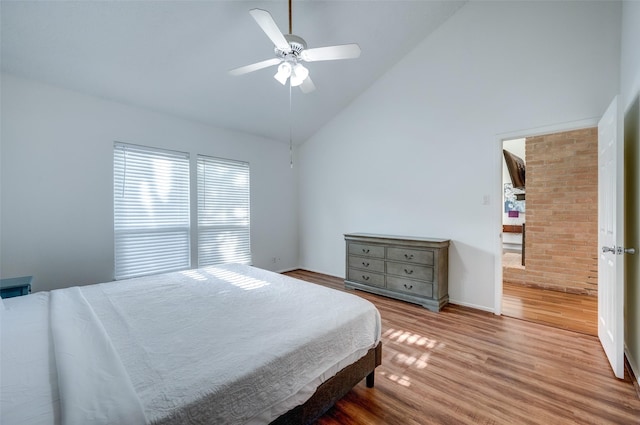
502, 281, 598, 336
284, 269, 640, 425
502, 251, 598, 336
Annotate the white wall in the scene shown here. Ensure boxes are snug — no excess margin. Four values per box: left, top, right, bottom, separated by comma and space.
621, 1, 640, 112
297, 1, 621, 310
0, 74, 298, 292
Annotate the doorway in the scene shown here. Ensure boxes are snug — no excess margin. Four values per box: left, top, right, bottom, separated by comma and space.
500, 129, 599, 336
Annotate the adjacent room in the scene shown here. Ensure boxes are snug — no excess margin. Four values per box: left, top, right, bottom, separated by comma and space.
501, 131, 600, 336
2, 1, 640, 424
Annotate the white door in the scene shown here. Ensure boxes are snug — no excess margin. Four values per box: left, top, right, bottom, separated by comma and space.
597, 95, 624, 379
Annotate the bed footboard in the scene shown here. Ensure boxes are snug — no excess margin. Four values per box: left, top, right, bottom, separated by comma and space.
270, 342, 382, 425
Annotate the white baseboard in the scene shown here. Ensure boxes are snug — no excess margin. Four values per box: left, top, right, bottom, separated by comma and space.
625, 345, 640, 390
449, 299, 495, 314
275, 266, 300, 274
293, 266, 343, 279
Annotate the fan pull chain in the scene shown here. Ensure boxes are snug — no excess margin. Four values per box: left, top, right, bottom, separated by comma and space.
289, 80, 293, 168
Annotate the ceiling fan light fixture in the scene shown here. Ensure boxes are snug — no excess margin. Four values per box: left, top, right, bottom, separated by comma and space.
274, 62, 292, 85
290, 63, 309, 87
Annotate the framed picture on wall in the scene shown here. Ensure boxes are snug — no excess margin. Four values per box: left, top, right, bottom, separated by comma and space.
504, 183, 525, 213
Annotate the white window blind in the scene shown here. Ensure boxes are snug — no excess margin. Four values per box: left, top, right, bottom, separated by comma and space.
197, 155, 251, 266
114, 143, 190, 279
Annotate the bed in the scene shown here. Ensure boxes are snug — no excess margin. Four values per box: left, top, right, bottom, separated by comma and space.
0, 264, 382, 425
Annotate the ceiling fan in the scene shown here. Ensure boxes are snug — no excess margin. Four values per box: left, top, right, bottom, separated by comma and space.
229, 0, 361, 93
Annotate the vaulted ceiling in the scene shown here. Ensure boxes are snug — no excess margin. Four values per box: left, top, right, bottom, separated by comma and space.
1, 1, 465, 143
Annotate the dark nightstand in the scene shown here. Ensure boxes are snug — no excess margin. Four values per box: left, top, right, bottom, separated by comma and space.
0, 276, 33, 298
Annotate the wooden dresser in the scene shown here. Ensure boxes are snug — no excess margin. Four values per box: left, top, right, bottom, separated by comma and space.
344, 233, 450, 312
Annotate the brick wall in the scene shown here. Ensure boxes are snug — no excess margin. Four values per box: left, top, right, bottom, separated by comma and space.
511, 128, 599, 296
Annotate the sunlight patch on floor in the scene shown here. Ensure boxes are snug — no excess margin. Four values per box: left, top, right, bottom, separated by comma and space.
383, 328, 442, 349
380, 371, 411, 387
383, 327, 447, 371
394, 352, 431, 369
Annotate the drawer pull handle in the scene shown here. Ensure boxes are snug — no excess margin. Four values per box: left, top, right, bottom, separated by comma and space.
362, 275, 370, 281
362, 262, 370, 267
404, 254, 414, 260
362, 248, 370, 254
404, 284, 413, 290
404, 269, 414, 275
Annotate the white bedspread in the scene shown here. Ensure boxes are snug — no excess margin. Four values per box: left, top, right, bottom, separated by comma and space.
1, 264, 381, 425
0, 293, 60, 425
50, 287, 147, 425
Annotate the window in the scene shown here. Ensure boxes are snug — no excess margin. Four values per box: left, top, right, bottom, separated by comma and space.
114, 143, 190, 279
197, 155, 251, 266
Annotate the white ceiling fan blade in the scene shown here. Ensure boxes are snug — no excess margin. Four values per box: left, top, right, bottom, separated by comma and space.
299, 76, 316, 94
249, 9, 290, 51
301, 44, 361, 62
229, 58, 282, 76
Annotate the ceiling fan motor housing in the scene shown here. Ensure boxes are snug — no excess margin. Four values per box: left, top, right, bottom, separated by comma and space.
275, 34, 307, 60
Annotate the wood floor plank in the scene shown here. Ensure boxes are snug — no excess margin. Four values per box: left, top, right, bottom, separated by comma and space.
283, 269, 640, 425
502, 281, 598, 336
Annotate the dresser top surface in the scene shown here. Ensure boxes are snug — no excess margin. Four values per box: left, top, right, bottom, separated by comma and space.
0, 275, 33, 289
345, 233, 450, 244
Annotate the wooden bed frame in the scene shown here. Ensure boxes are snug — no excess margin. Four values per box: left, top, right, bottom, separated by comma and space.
270, 342, 382, 425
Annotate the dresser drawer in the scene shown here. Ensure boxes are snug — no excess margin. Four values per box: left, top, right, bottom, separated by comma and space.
387, 276, 433, 297
348, 256, 385, 273
386, 261, 434, 282
387, 247, 434, 265
348, 268, 385, 288
348, 243, 385, 258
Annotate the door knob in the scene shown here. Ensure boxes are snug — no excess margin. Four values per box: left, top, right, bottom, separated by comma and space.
603, 246, 636, 254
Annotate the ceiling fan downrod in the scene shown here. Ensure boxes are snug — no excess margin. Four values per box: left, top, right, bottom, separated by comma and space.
288, 0, 292, 34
